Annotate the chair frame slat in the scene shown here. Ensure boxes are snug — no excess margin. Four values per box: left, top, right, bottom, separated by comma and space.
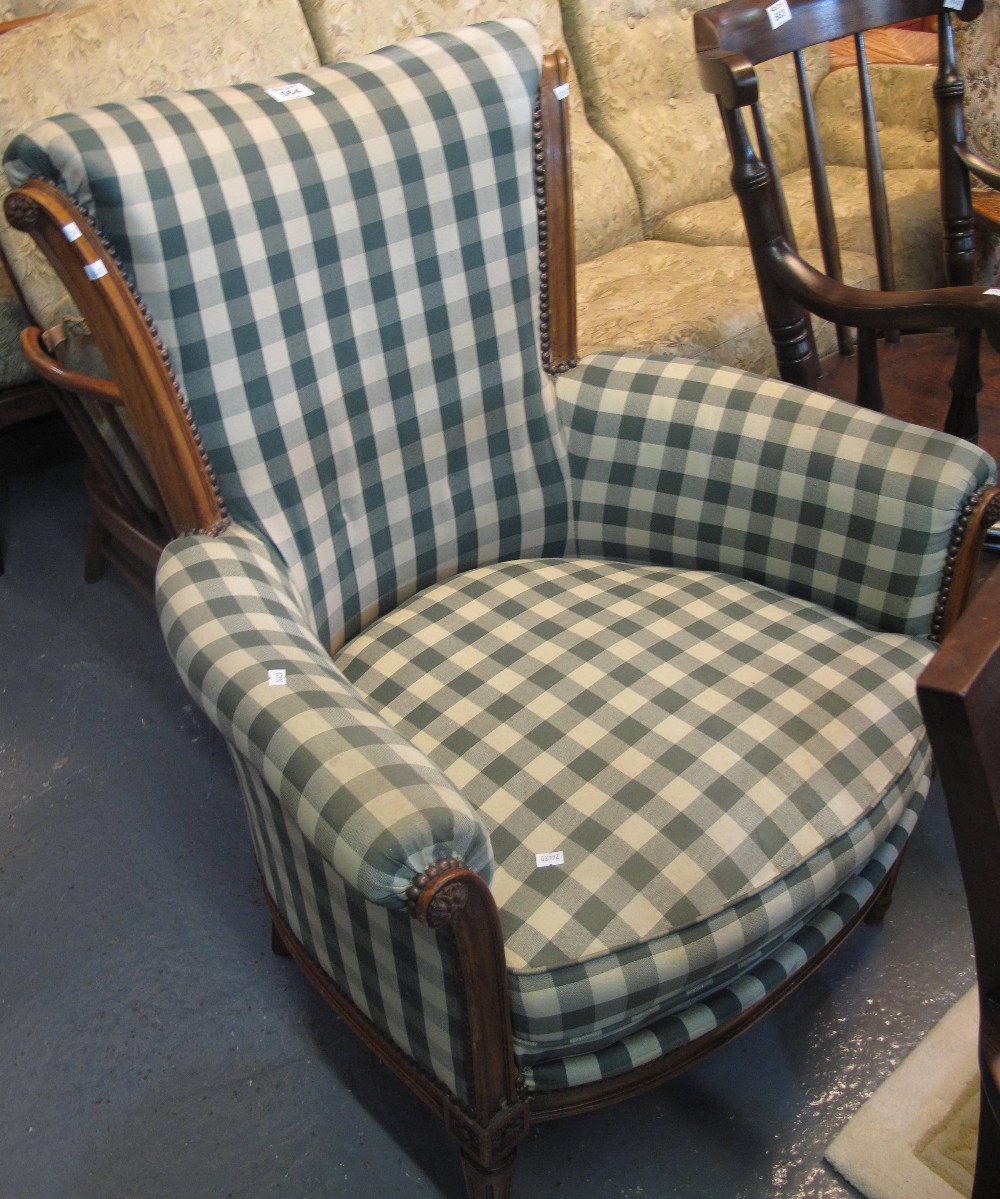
793, 47, 850, 356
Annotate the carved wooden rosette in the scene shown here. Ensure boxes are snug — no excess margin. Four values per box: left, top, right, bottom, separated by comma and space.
406, 856, 470, 926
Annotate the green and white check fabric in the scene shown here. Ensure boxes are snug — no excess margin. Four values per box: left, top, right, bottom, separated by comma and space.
235, 750, 474, 1104
156, 525, 492, 905
4, 20, 570, 649
11, 17, 998, 1100
556, 352, 997, 636
336, 557, 932, 1056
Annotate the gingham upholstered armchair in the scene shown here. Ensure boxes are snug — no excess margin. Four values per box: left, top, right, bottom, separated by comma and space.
5, 20, 1000, 1197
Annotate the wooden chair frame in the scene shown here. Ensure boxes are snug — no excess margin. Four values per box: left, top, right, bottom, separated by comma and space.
919, 560, 1000, 1199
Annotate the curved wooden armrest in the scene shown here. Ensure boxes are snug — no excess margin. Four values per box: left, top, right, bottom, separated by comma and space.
765, 243, 1000, 344
955, 142, 1000, 193
696, 48, 759, 110
20, 326, 123, 406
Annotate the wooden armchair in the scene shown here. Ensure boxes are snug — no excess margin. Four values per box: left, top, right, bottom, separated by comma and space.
695, 0, 996, 441
5, 19, 1000, 1196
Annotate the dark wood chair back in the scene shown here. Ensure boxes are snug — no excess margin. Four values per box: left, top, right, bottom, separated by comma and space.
696, 0, 994, 440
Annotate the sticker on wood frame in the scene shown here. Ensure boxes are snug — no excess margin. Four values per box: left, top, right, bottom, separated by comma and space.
766, 0, 792, 29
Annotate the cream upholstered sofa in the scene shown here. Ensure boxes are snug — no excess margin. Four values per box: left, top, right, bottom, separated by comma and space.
0, 0, 955, 394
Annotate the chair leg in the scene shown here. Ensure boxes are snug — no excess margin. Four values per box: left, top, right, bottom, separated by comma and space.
945, 326, 982, 443
973, 1080, 1000, 1199
864, 843, 909, 927
270, 919, 291, 957
460, 1149, 518, 1199
855, 328, 884, 412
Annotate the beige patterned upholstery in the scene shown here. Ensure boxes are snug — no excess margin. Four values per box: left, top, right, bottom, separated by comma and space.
0, 0, 967, 398
559, 0, 945, 304
0, 0, 82, 16
298, 0, 642, 263
575, 242, 879, 371
814, 62, 940, 171
658, 167, 944, 290
559, 0, 824, 227
0, 0, 321, 335
956, 0, 1000, 169
0, 268, 32, 386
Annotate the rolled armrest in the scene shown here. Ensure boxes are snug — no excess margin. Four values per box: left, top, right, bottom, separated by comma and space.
557, 351, 996, 636
155, 525, 493, 906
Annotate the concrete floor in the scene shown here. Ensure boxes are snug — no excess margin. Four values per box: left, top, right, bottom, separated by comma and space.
0, 458, 979, 1199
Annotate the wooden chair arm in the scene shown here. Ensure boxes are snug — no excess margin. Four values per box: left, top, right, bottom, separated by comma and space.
696, 47, 759, 110
407, 859, 520, 1128
20, 325, 123, 407
764, 243, 1000, 343
955, 142, 1000, 193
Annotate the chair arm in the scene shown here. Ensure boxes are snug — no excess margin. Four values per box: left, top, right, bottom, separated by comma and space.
955, 141, 1000, 193
556, 351, 996, 637
764, 243, 1000, 347
155, 524, 493, 907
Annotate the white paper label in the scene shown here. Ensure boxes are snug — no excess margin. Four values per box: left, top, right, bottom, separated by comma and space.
535, 851, 564, 868
766, 0, 792, 29
267, 669, 287, 686
943, 0, 965, 11
985, 288, 1000, 296
552, 82, 570, 101
265, 82, 315, 103
61, 221, 82, 243
83, 260, 107, 281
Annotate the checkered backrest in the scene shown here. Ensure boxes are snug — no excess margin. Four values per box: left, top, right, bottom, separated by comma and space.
5, 20, 572, 646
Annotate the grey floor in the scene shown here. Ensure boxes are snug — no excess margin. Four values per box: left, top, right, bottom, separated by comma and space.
0, 456, 978, 1199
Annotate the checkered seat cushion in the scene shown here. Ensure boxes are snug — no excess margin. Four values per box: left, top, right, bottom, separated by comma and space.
334, 557, 934, 1065
10, 18, 997, 1103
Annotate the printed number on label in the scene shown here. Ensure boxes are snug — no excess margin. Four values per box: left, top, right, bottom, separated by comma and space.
766, 0, 792, 29
265, 82, 315, 103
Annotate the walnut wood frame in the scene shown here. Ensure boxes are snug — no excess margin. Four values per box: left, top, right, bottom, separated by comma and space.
919, 562, 1000, 1198
695, 0, 998, 440
5, 50, 998, 1197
